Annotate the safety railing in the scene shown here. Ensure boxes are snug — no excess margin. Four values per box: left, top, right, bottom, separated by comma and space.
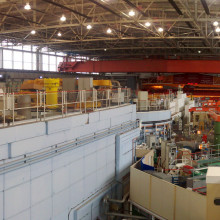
136, 99, 170, 111
0, 88, 131, 127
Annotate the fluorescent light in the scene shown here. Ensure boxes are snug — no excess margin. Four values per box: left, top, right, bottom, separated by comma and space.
213, 21, 219, 27
215, 27, 220, 32
107, 28, 112, 34
87, 24, 92, 30
60, 15, 66, 22
158, 27, 164, 32
145, 22, 151, 27
57, 32, 62, 37
129, 10, 135, 16
24, 2, 31, 10
31, 30, 36, 35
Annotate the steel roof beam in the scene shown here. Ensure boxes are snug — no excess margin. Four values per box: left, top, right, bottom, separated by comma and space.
42, 0, 91, 20
200, 0, 210, 15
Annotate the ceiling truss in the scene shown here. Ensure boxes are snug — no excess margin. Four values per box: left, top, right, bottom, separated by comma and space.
0, 0, 220, 59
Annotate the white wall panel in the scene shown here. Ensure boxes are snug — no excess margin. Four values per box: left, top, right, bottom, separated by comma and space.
0, 127, 16, 145
7, 210, 30, 220
15, 122, 46, 142
30, 158, 52, 179
5, 166, 30, 190
89, 112, 100, 123
10, 135, 47, 157
53, 166, 70, 194
53, 189, 70, 217
5, 182, 30, 219
137, 110, 171, 122
0, 144, 8, 160
46, 114, 88, 134
84, 153, 96, 176
70, 159, 84, 185
70, 180, 84, 208
52, 152, 70, 170
0, 174, 3, 192
31, 198, 52, 220
111, 113, 132, 126
31, 173, 51, 206
84, 173, 97, 198
115, 128, 139, 179
0, 191, 3, 220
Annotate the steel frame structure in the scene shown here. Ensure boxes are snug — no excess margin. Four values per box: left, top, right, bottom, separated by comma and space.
1, 0, 220, 59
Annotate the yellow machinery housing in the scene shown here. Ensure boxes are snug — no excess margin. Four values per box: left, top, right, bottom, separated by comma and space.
93, 80, 112, 88
44, 78, 60, 109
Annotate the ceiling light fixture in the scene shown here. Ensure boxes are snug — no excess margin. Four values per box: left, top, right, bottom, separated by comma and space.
213, 21, 219, 27
145, 22, 151, 27
215, 27, 220, 32
198, 50, 201, 54
104, 49, 107, 51
24, 2, 31, 10
31, 30, 36, 35
60, 15, 66, 22
107, 28, 112, 34
129, 10, 135, 17
158, 27, 164, 32
57, 32, 62, 37
87, 24, 92, 30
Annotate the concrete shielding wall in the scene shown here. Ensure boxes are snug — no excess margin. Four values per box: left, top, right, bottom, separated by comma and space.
130, 162, 207, 220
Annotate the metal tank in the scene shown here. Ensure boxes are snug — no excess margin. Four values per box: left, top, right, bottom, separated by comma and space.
44, 78, 60, 109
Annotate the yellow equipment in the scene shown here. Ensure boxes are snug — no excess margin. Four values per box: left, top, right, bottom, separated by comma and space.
93, 80, 112, 88
44, 78, 60, 109
20, 79, 44, 91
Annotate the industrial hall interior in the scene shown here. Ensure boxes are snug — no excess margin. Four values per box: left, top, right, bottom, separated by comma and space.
1, 0, 220, 220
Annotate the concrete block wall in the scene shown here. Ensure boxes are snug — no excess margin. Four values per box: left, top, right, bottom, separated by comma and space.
137, 110, 171, 123
116, 128, 140, 179
0, 105, 135, 159
0, 104, 138, 220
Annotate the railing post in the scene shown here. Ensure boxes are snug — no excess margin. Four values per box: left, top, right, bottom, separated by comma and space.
107, 89, 111, 107
12, 93, 15, 125
61, 91, 64, 117
79, 90, 82, 113
118, 88, 121, 106
65, 91, 67, 116
43, 91, 46, 121
84, 90, 87, 113
92, 88, 95, 111
36, 91, 39, 121
3, 92, 5, 127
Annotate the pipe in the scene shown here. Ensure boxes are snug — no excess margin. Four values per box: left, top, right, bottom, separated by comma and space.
106, 192, 129, 204
105, 212, 148, 220
111, 80, 121, 88
129, 200, 166, 220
